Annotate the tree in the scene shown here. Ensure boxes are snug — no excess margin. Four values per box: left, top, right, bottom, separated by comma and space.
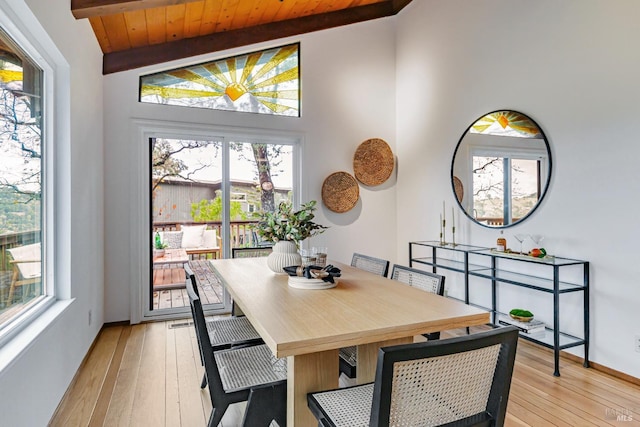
251, 144, 275, 212
191, 191, 247, 221
0, 56, 42, 234
231, 142, 287, 213
153, 139, 289, 221
151, 139, 218, 193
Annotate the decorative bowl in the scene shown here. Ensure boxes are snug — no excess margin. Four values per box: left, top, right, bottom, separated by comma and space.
510, 314, 534, 322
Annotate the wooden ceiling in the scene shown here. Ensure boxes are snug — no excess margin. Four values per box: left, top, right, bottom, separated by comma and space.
71, 0, 413, 75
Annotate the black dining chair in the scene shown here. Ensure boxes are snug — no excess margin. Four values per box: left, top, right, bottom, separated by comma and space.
339, 253, 391, 379
231, 246, 273, 258
351, 252, 390, 277
229, 246, 274, 316
187, 277, 287, 426
184, 263, 263, 388
309, 326, 519, 427
390, 264, 445, 340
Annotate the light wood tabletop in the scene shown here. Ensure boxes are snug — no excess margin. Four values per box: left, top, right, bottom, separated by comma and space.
209, 257, 490, 426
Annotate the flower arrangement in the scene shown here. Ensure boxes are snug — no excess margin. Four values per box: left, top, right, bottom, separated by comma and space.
253, 200, 327, 245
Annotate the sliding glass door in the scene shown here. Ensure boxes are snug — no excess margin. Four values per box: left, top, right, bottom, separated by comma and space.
148, 133, 297, 317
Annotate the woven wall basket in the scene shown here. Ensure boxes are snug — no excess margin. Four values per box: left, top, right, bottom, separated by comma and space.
453, 176, 464, 203
353, 138, 394, 186
322, 171, 359, 213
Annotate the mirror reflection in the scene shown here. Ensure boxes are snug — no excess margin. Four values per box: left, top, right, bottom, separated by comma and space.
451, 111, 551, 228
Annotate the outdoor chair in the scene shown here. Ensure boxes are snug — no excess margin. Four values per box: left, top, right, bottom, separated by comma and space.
184, 263, 263, 388
390, 264, 445, 340
4, 242, 41, 305
187, 279, 287, 427
340, 253, 391, 378
308, 326, 519, 427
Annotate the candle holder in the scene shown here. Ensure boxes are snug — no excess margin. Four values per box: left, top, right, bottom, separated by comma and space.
441, 219, 447, 246
451, 225, 456, 247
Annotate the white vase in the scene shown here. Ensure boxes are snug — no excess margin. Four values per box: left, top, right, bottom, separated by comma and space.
267, 240, 302, 274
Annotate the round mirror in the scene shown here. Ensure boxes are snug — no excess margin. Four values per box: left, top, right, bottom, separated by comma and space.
451, 110, 552, 228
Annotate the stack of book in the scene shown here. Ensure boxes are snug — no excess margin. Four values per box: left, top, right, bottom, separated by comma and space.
498, 315, 546, 335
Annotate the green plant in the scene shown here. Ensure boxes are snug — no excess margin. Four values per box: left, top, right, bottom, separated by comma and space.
191, 191, 247, 222
154, 232, 168, 250
509, 308, 533, 318
252, 200, 327, 245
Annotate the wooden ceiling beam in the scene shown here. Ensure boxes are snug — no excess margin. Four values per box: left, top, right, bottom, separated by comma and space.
103, 2, 397, 74
392, 0, 414, 13
71, 0, 203, 19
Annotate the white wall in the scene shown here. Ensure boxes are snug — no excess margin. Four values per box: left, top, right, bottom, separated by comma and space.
0, 0, 104, 425
396, 0, 640, 378
102, 18, 397, 322
1, 0, 636, 423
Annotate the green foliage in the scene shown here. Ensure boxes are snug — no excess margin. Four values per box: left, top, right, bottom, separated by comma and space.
252, 200, 327, 244
509, 308, 533, 318
191, 196, 247, 222
154, 232, 168, 249
0, 187, 40, 234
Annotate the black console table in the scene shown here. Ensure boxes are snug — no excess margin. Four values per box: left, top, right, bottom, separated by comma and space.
409, 241, 589, 376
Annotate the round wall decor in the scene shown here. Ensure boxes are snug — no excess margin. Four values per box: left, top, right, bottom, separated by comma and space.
353, 138, 394, 186
453, 175, 464, 203
322, 171, 359, 213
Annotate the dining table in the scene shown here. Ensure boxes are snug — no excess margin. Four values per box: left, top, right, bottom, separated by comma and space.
209, 257, 490, 427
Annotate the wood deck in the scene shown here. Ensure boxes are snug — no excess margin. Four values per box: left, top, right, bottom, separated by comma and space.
152, 260, 225, 310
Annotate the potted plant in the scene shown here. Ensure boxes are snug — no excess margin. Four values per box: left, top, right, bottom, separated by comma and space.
252, 200, 328, 273
153, 231, 168, 258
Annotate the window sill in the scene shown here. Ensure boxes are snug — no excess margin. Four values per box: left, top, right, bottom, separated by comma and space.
0, 298, 75, 374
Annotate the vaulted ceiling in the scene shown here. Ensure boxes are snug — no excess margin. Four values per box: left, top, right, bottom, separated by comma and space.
71, 0, 413, 75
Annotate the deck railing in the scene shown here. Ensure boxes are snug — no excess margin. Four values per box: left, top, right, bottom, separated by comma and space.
475, 217, 522, 226
153, 220, 264, 248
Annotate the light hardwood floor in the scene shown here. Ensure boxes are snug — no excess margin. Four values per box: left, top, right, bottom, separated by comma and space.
50, 322, 640, 427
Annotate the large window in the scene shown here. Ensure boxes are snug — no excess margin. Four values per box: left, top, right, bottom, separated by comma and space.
0, 27, 44, 331
139, 43, 300, 117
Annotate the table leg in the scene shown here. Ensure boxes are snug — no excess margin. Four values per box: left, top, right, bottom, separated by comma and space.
287, 349, 339, 427
356, 337, 413, 384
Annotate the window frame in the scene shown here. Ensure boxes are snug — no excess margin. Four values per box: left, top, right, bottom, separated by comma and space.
470, 146, 547, 226
0, 0, 71, 348
131, 119, 303, 323
138, 42, 301, 117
